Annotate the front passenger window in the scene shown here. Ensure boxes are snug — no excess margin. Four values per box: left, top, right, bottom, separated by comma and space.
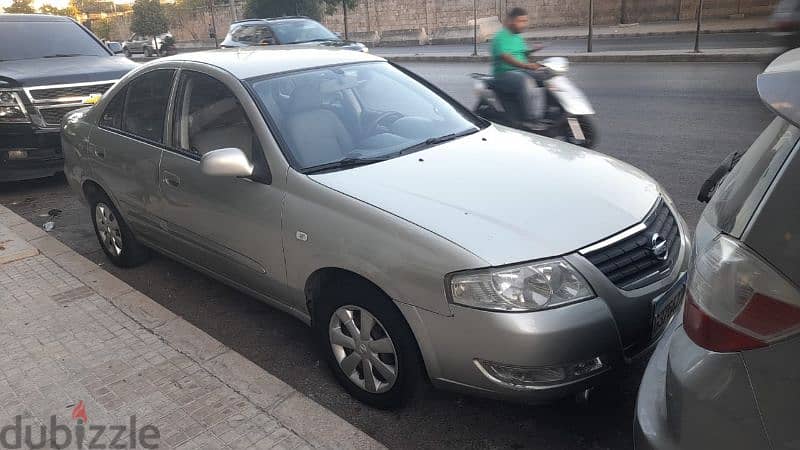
173, 71, 255, 159
123, 70, 175, 143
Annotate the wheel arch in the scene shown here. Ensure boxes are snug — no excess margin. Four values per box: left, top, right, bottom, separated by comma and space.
304, 267, 431, 381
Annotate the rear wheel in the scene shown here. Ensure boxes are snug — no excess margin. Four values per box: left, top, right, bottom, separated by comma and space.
89, 192, 149, 267
314, 278, 422, 409
567, 116, 598, 149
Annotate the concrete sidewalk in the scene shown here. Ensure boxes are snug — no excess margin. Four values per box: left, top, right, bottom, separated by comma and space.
0, 205, 382, 449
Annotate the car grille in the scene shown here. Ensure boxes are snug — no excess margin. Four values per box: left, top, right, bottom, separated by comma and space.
39, 106, 84, 126
583, 199, 680, 290
25, 81, 117, 127
27, 83, 115, 102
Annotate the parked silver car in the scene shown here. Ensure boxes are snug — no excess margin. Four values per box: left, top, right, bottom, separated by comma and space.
62, 48, 689, 408
635, 48, 800, 449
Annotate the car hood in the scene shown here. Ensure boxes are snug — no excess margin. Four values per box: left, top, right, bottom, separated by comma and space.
310, 125, 661, 266
0, 56, 137, 87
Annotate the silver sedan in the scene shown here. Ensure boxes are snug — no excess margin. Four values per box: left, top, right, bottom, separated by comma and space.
62, 47, 689, 408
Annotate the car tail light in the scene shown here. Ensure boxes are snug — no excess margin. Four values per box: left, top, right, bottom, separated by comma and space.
683, 235, 800, 352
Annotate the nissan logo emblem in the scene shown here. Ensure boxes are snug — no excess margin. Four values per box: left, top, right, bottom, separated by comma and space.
650, 233, 669, 261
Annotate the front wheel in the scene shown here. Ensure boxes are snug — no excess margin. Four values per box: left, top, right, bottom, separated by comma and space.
144, 47, 153, 57
314, 278, 422, 409
123, 47, 131, 58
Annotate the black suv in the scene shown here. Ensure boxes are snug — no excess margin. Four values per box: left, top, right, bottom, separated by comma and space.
0, 14, 137, 182
220, 16, 367, 52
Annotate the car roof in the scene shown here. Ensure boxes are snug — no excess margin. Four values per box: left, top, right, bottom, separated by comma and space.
159, 47, 384, 79
758, 48, 800, 128
0, 13, 73, 22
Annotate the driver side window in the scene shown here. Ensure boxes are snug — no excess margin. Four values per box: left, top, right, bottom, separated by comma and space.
172, 71, 255, 160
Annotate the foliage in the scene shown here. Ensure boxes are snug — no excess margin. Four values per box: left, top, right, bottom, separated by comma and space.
39, 3, 79, 17
130, 0, 169, 40
3, 0, 35, 14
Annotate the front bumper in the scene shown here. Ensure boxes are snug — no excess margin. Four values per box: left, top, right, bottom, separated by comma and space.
1, 125, 63, 182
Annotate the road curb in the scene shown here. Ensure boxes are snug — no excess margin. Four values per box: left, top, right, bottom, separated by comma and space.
0, 204, 385, 450
385, 50, 780, 63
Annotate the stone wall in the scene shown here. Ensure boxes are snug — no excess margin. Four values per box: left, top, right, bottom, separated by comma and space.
321, 0, 779, 35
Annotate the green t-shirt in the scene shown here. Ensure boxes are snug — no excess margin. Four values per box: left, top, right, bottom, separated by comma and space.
491, 27, 527, 76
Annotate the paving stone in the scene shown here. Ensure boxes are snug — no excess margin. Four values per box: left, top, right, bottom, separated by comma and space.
0, 214, 384, 450
0, 224, 38, 265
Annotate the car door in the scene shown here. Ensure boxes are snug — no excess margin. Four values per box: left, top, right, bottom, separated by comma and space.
158, 68, 287, 301
88, 69, 176, 242
128, 34, 141, 52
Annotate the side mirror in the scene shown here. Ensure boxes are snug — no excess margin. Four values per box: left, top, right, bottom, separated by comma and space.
107, 42, 124, 54
200, 148, 254, 177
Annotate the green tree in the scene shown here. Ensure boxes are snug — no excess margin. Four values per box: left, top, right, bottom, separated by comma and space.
130, 0, 169, 51
242, 0, 357, 21
4, 0, 36, 13
39, 3, 79, 16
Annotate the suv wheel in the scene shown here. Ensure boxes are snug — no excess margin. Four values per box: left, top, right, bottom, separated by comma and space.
123, 47, 131, 57
314, 278, 422, 409
144, 47, 153, 57
89, 192, 149, 267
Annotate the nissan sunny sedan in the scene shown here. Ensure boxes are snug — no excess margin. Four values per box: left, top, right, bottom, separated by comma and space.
61, 48, 690, 408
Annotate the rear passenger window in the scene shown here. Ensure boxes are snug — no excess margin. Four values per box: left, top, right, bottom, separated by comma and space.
99, 86, 127, 130
123, 70, 175, 143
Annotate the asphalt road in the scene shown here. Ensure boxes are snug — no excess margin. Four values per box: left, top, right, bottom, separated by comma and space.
0, 62, 775, 449
373, 31, 782, 56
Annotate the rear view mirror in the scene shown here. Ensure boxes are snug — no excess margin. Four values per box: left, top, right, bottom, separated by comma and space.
200, 148, 254, 178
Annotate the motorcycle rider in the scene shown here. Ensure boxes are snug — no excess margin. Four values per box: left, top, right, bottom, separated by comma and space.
491, 7, 546, 129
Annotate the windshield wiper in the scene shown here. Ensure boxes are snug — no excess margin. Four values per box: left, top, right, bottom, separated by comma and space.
42, 53, 86, 58
303, 156, 390, 175
396, 128, 479, 156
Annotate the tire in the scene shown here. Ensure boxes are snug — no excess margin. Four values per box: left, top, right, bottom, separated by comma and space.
144, 47, 153, 57
314, 278, 422, 409
570, 116, 598, 149
123, 47, 131, 58
88, 191, 149, 268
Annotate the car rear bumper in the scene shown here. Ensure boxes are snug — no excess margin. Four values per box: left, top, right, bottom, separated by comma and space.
634, 317, 770, 450
0, 126, 63, 182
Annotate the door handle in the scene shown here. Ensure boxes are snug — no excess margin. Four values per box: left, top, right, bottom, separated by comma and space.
94, 148, 105, 159
163, 170, 180, 187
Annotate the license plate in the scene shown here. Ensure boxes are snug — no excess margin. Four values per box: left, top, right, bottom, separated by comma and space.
652, 285, 685, 338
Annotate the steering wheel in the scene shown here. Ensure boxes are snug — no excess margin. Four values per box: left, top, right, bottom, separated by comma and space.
366, 111, 404, 137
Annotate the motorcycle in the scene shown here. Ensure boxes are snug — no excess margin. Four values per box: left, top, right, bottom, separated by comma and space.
471, 56, 598, 148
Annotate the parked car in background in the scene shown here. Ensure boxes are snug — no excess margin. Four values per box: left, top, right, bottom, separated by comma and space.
105, 41, 126, 56
0, 14, 137, 182
122, 32, 175, 57
220, 16, 368, 52
771, 0, 800, 48
635, 48, 800, 449
62, 47, 689, 408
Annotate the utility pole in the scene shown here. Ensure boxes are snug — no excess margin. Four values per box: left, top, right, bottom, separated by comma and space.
342, 0, 348, 40
587, 0, 594, 53
693, 0, 704, 53
472, 0, 478, 56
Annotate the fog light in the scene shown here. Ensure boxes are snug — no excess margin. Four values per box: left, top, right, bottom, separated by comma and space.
476, 356, 606, 389
6, 150, 28, 160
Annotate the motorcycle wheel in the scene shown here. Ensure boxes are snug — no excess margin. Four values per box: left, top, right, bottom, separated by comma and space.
569, 116, 598, 149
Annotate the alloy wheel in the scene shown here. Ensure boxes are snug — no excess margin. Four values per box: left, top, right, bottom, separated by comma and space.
95, 203, 123, 257
329, 305, 398, 394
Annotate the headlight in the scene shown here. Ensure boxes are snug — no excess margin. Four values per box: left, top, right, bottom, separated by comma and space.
0, 90, 30, 123
448, 259, 594, 312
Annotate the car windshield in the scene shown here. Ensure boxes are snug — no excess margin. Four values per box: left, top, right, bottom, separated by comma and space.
0, 21, 109, 61
269, 19, 339, 44
248, 62, 481, 172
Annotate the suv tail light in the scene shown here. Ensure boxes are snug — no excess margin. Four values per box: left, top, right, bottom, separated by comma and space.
684, 235, 800, 352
